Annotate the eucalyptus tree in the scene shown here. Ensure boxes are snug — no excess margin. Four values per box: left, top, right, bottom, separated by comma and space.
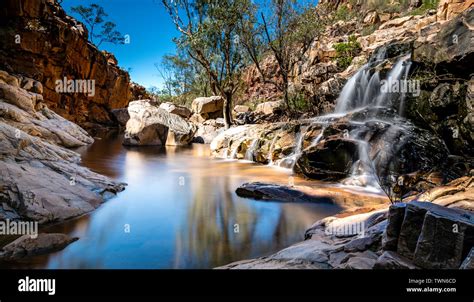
239, 0, 323, 111
162, 0, 254, 128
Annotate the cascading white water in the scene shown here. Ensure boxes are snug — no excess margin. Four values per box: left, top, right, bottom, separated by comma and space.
223, 47, 414, 194
230, 140, 243, 159
275, 126, 308, 169
376, 54, 412, 109
267, 136, 278, 165
245, 138, 259, 161
335, 52, 412, 192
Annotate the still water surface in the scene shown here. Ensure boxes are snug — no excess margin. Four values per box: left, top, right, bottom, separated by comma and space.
6, 133, 342, 268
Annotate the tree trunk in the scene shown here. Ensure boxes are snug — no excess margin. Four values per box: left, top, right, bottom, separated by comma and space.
223, 92, 233, 129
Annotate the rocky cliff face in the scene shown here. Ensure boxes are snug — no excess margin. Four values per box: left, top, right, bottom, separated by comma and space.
0, 69, 125, 223
0, 0, 134, 129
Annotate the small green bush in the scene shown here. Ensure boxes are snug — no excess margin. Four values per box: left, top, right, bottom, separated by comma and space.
409, 0, 440, 16
334, 35, 361, 69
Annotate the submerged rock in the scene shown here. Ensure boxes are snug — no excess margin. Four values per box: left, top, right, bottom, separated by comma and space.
0, 233, 78, 261
236, 182, 335, 204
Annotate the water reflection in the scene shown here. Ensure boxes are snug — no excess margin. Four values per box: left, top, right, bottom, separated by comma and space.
2, 135, 341, 269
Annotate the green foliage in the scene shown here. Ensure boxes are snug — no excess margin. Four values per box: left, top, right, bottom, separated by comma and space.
334, 5, 354, 21
71, 4, 124, 47
288, 92, 310, 112
361, 24, 377, 36
163, 0, 255, 127
366, 0, 406, 13
334, 35, 361, 69
409, 0, 440, 16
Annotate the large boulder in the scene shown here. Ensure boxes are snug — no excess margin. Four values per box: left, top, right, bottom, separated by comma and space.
296, 138, 359, 181
395, 201, 474, 269
192, 96, 223, 115
193, 118, 225, 144
123, 100, 197, 146
255, 100, 285, 115
159, 102, 192, 119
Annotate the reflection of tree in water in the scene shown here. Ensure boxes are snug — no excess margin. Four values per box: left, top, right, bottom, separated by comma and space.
173, 175, 307, 268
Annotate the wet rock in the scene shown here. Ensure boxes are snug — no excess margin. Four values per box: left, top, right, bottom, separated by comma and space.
159, 102, 192, 119
0, 233, 78, 260
374, 251, 419, 269
236, 182, 334, 204
296, 138, 358, 181
123, 100, 197, 146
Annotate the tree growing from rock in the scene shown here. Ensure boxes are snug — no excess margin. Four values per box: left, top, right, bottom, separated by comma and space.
71, 4, 125, 47
239, 0, 323, 111
162, 0, 253, 129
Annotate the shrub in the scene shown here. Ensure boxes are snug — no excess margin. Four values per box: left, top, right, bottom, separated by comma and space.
334, 35, 362, 69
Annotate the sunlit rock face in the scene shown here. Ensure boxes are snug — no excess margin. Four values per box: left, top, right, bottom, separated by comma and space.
123, 100, 197, 146
0, 70, 125, 223
0, 0, 133, 128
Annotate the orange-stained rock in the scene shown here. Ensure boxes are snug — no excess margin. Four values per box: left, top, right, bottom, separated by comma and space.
0, 0, 134, 128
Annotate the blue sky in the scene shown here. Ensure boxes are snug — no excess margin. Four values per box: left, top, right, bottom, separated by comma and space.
62, 0, 319, 90
62, 0, 178, 89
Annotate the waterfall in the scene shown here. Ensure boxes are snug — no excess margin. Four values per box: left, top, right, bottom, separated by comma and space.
245, 139, 259, 161
221, 46, 414, 194
267, 136, 278, 164
275, 126, 308, 169
335, 47, 412, 114
334, 52, 412, 192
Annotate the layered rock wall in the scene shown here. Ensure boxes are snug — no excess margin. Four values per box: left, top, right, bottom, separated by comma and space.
0, 0, 133, 128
